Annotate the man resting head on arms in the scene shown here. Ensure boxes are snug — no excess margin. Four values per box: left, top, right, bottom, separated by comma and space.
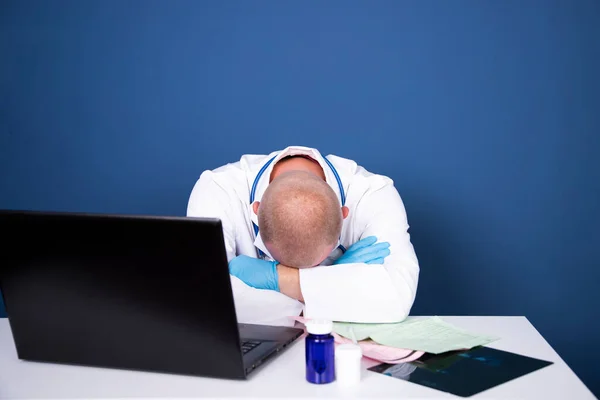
187, 146, 419, 324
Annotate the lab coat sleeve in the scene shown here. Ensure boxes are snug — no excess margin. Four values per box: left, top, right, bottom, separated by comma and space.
186, 171, 304, 327
186, 170, 237, 261
298, 183, 420, 323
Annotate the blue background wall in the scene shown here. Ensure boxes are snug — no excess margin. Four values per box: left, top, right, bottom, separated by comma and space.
1, 0, 598, 394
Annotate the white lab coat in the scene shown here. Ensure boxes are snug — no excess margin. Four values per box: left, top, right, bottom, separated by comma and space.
186, 146, 419, 326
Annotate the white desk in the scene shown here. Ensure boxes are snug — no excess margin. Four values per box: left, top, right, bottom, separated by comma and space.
0, 317, 594, 399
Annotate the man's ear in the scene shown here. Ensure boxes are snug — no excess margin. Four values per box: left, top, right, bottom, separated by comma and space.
252, 201, 260, 216
342, 206, 349, 219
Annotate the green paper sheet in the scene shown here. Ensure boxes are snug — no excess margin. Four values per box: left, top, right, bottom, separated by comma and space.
333, 316, 499, 354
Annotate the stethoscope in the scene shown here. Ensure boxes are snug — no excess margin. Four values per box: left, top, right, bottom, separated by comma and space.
249, 155, 347, 258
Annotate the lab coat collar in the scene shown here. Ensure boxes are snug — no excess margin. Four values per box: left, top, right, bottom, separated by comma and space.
249, 145, 343, 208
253, 231, 275, 261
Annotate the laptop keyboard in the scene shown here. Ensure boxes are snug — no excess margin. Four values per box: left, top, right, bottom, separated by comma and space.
241, 340, 261, 355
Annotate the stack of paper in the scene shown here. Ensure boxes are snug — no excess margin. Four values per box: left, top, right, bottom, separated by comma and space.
333, 316, 499, 354
291, 316, 426, 364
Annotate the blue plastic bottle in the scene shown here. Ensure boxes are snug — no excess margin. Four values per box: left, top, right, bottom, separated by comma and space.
305, 319, 335, 384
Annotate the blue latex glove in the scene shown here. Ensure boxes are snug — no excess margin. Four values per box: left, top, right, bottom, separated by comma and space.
228, 255, 280, 291
334, 236, 391, 265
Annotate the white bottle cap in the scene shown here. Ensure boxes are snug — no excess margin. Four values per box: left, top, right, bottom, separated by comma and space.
335, 343, 363, 386
305, 319, 333, 335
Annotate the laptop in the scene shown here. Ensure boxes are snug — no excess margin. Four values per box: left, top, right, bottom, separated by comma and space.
0, 209, 303, 379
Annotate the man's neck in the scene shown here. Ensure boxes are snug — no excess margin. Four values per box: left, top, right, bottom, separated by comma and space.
270, 155, 326, 182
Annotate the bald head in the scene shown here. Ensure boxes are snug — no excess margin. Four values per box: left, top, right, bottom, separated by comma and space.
257, 170, 343, 268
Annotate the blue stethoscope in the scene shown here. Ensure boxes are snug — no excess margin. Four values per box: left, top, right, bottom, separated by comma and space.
250, 155, 347, 258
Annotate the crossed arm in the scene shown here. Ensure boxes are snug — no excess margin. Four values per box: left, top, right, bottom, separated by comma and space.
277, 266, 304, 301
295, 184, 420, 322
229, 236, 391, 303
